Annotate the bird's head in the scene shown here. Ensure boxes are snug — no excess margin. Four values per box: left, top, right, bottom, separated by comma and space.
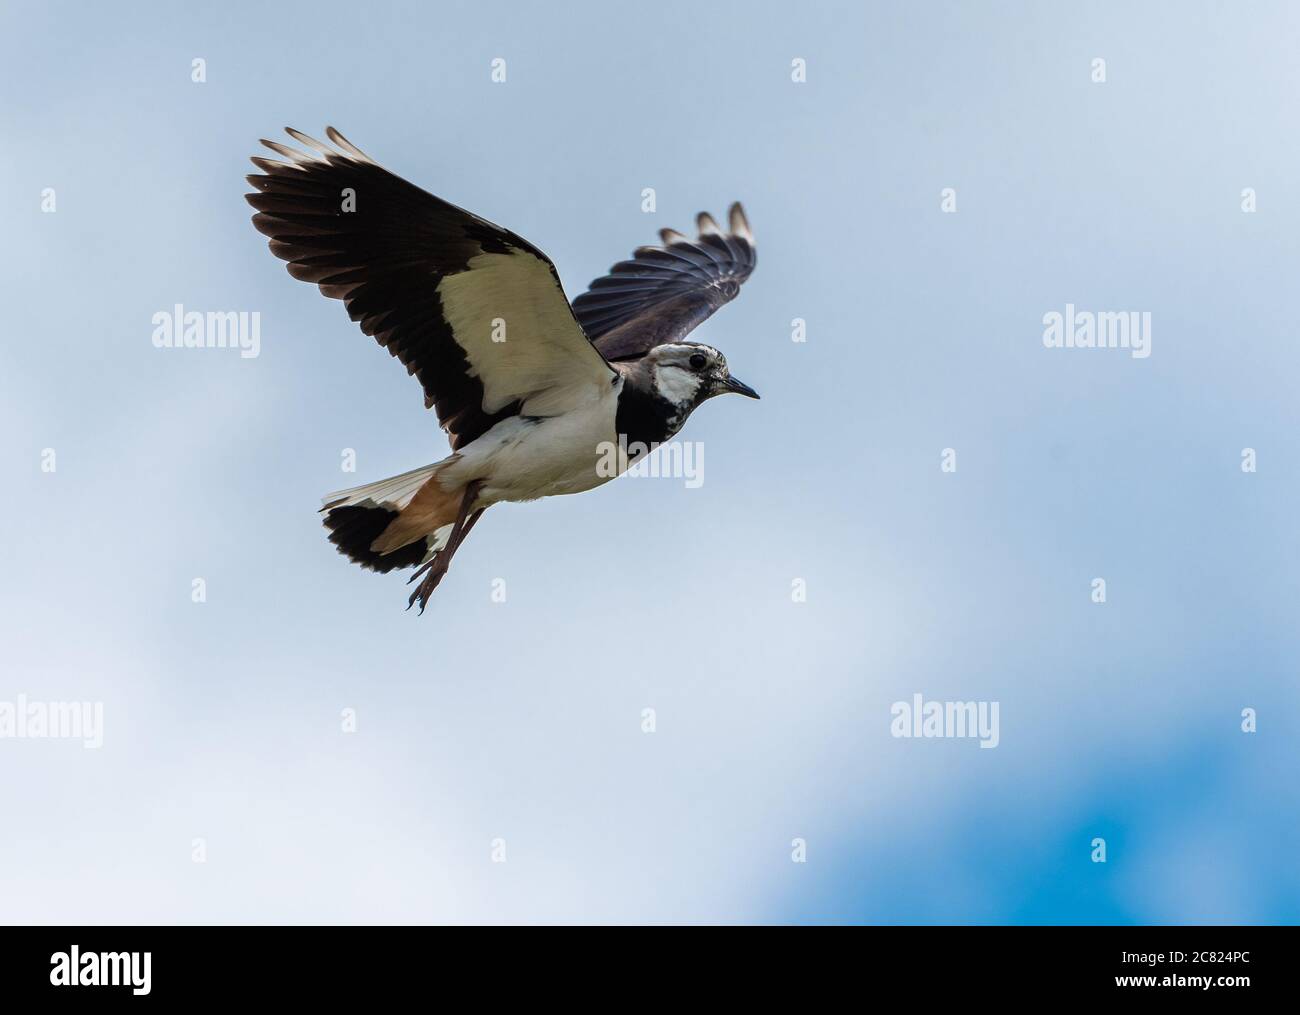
644, 342, 760, 417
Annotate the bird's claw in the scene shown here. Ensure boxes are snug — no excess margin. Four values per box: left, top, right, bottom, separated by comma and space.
406, 555, 449, 614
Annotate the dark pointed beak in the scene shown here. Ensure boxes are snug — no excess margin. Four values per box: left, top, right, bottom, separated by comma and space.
720, 375, 760, 399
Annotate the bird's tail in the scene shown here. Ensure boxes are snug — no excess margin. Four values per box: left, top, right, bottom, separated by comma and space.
320, 459, 464, 573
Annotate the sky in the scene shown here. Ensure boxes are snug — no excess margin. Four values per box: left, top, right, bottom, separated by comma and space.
1, 0, 1298, 924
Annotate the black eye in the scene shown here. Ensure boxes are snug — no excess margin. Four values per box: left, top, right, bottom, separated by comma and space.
688, 353, 707, 370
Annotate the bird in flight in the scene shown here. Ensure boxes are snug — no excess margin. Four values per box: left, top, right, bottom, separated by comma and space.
247, 127, 759, 612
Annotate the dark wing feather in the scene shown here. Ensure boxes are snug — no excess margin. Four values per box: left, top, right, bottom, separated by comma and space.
246, 127, 613, 450
572, 204, 757, 361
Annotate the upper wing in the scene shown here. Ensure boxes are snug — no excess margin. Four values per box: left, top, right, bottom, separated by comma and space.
246, 127, 615, 449
571, 203, 757, 361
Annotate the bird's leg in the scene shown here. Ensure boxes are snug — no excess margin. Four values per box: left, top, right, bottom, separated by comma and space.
406, 508, 482, 588
406, 481, 484, 614
413, 504, 485, 581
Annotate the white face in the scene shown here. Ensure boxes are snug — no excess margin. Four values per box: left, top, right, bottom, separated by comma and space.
650, 344, 725, 408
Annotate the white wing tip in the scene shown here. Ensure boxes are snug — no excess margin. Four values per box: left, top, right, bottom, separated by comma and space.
324, 125, 374, 163
728, 202, 754, 244
696, 211, 722, 237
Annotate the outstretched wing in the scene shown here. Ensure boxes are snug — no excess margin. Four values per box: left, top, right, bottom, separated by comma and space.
246, 127, 615, 450
571, 203, 757, 361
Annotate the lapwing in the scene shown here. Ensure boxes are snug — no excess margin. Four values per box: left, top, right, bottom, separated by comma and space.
247, 127, 760, 611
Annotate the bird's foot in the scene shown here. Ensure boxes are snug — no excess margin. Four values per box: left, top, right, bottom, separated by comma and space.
403, 482, 484, 615
406, 554, 450, 614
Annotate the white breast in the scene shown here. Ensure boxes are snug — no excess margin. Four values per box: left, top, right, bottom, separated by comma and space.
441, 377, 626, 504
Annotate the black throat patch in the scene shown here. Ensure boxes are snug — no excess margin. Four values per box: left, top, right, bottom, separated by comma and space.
614, 376, 686, 449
